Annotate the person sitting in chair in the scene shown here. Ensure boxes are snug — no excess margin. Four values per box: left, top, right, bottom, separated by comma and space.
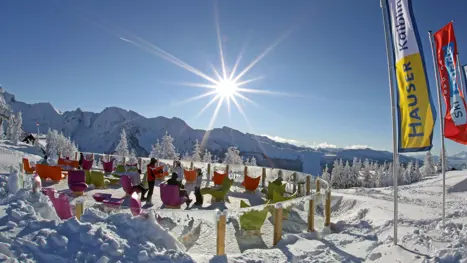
167, 172, 193, 206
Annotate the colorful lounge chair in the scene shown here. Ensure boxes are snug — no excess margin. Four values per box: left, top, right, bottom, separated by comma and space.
81, 159, 93, 170
266, 182, 286, 200
200, 177, 234, 202
22, 158, 35, 174
90, 170, 106, 188
102, 160, 114, 174
239, 200, 270, 233
120, 175, 140, 196
68, 170, 88, 196
160, 184, 186, 209
242, 174, 261, 193
183, 169, 197, 184
212, 171, 227, 186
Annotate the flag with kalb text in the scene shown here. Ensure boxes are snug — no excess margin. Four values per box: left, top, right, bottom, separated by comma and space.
434, 22, 467, 145
386, 0, 436, 152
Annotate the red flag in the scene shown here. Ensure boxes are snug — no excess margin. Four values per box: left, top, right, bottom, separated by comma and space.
434, 22, 467, 144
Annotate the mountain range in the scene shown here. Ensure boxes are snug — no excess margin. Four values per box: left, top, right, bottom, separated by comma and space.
2, 87, 460, 175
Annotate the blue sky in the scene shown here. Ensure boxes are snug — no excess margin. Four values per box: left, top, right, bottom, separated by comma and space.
1, 0, 467, 155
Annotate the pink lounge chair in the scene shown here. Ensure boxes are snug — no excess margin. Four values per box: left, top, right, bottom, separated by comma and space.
130, 192, 143, 216
160, 184, 186, 209
102, 197, 124, 209
120, 175, 140, 196
68, 170, 88, 195
102, 160, 114, 174
92, 193, 112, 202
41, 187, 57, 199
82, 159, 93, 170
50, 193, 73, 220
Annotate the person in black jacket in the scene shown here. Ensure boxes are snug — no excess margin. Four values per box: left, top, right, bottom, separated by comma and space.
167, 172, 192, 206
78, 153, 84, 169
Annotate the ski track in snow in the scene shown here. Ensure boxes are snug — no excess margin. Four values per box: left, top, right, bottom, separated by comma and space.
0, 141, 465, 262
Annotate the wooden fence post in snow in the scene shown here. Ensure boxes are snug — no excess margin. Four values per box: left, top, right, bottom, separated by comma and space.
261, 167, 266, 188
190, 161, 193, 170
75, 152, 78, 160
207, 163, 211, 183
325, 190, 331, 227
316, 179, 321, 193
306, 175, 311, 195
273, 203, 283, 246
216, 210, 227, 255
75, 199, 84, 221
244, 166, 247, 177
225, 165, 229, 174
292, 172, 297, 193
308, 198, 315, 232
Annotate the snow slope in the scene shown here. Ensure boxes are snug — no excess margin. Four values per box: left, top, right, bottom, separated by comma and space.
1, 89, 422, 175
0, 142, 466, 262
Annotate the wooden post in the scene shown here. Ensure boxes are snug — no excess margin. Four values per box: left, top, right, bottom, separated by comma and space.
190, 161, 193, 170
316, 179, 321, 193
308, 198, 315, 232
225, 164, 229, 174
244, 166, 248, 177
207, 163, 211, 183
75, 200, 84, 220
216, 211, 226, 255
325, 190, 331, 227
306, 176, 311, 195
273, 203, 283, 246
261, 167, 266, 188
75, 152, 78, 160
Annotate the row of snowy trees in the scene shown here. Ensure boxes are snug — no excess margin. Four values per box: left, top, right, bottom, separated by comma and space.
0, 112, 23, 145
323, 153, 437, 189
113, 129, 257, 165
45, 129, 79, 158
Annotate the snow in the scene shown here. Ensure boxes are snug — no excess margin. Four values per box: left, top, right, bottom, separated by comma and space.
0, 140, 466, 262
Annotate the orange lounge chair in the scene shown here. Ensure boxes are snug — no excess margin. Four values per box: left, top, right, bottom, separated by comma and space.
242, 174, 261, 192
213, 171, 227, 186
22, 158, 35, 174
184, 169, 197, 184
36, 164, 65, 182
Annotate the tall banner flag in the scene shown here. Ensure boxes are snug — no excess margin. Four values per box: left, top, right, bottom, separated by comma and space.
433, 22, 467, 145
463, 65, 467, 98
386, 0, 436, 152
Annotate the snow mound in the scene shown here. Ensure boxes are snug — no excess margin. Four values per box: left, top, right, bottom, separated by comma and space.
0, 187, 195, 262
448, 177, 467, 193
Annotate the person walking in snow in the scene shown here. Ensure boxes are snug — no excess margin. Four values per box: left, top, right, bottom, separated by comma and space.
142, 158, 163, 204
78, 152, 84, 169
167, 172, 193, 206
193, 168, 203, 206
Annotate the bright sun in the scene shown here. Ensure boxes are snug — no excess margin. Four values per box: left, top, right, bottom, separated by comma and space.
215, 79, 238, 98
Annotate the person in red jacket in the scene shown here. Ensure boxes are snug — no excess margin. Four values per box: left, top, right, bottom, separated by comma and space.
142, 158, 163, 204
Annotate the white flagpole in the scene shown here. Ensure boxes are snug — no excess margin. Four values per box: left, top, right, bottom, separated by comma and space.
428, 30, 446, 226
380, 0, 399, 245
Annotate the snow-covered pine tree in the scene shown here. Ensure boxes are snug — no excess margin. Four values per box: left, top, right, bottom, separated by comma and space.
331, 159, 343, 188
128, 149, 138, 164
182, 150, 191, 161
362, 158, 373, 188
244, 158, 250, 165
160, 131, 179, 160
114, 129, 130, 158
202, 149, 213, 163
11, 112, 22, 145
322, 164, 331, 183
249, 156, 257, 166
149, 139, 162, 158
223, 146, 243, 165
348, 157, 360, 187
0, 121, 4, 140
423, 151, 435, 177
191, 139, 202, 162
403, 161, 414, 185
342, 161, 351, 188
413, 160, 422, 183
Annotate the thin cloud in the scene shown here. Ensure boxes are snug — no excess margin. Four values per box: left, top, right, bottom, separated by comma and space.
263, 135, 379, 150
343, 145, 371, 150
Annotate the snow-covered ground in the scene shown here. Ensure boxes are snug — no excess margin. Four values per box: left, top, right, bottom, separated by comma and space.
0, 141, 466, 262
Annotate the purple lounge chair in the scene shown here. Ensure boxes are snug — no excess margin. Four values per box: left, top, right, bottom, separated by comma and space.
102, 160, 114, 174
82, 159, 93, 170
160, 184, 186, 209
68, 170, 88, 196
120, 175, 140, 196
130, 192, 143, 216
102, 197, 124, 209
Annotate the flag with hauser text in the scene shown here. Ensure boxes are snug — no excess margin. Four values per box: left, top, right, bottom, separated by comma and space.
434, 22, 467, 145
385, 0, 436, 152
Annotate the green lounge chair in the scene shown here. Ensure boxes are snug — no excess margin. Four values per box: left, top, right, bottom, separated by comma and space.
115, 165, 126, 173
269, 191, 297, 220
239, 200, 270, 232
200, 177, 234, 202
127, 166, 138, 173
85, 170, 92, 185
90, 171, 106, 188
266, 183, 286, 200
